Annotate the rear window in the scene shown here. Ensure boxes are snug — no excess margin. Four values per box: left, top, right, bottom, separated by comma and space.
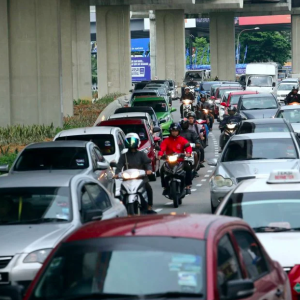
14, 147, 89, 171
133, 92, 157, 97
102, 124, 148, 141
133, 101, 168, 112
56, 134, 115, 155
237, 123, 289, 134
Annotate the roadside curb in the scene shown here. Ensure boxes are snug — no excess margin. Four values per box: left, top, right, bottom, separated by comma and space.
93, 94, 130, 126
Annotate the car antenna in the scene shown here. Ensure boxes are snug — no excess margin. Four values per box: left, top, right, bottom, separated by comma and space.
131, 222, 138, 235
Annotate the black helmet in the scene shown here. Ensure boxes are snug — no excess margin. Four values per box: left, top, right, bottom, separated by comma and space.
187, 111, 196, 119
180, 119, 189, 130
228, 105, 237, 115
169, 122, 181, 133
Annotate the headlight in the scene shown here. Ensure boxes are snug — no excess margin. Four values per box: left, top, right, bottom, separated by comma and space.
213, 175, 233, 187
123, 171, 139, 179
183, 100, 191, 105
168, 155, 178, 163
24, 249, 52, 264
227, 124, 236, 129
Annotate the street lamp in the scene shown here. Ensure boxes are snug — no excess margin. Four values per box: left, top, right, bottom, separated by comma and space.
236, 27, 260, 64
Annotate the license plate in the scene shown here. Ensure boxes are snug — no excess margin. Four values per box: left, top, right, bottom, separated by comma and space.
0, 273, 9, 283
183, 105, 191, 109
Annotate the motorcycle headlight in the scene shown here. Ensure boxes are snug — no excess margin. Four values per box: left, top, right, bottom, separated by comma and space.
168, 155, 178, 163
213, 175, 233, 187
123, 171, 140, 179
183, 100, 191, 105
24, 249, 52, 264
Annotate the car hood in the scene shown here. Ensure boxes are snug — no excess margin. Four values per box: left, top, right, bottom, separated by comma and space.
291, 123, 300, 133
241, 109, 278, 119
218, 159, 300, 180
257, 232, 300, 267
0, 223, 75, 256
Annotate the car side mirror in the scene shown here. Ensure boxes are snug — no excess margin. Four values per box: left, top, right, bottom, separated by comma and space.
220, 102, 227, 107
171, 107, 177, 112
0, 164, 9, 173
0, 285, 23, 300
207, 158, 218, 166
110, 161, 117, 168
225, 279, 255, 300
121, 148, 129, 154
272, 82, 276, 87
159, 119, 166, 124
96, 161, 109, 170
83, 209, 103, 223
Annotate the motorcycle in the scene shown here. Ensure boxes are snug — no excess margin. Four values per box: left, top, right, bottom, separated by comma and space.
220, 122, 238, 150
161, 153, 187, 208
196, 119, 209, 147
118, 169, 148, 215
188, 143, 200, 178
182, 99, 194, 117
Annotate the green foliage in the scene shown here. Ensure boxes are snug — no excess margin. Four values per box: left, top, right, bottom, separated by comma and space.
73, 99, 91, 105
186, 37, 210, 65
239, 31, 291, 65
0, 150, 18, 170
91, 55, 97, 85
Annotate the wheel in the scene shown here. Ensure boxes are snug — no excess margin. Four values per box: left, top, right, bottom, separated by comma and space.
170, 181, 179, 208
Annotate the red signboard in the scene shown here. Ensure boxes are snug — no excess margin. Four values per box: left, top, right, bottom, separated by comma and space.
239, 15, 291, 25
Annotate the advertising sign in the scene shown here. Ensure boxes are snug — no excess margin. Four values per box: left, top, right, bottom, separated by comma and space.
131, 57, 151, 82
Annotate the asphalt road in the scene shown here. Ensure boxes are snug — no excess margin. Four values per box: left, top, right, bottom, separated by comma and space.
151, 99, 221, 214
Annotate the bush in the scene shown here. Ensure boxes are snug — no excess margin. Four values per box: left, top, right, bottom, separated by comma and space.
0, 147, 18, 170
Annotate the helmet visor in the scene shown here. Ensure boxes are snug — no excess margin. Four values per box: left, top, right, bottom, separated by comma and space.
125, 137, 139, 148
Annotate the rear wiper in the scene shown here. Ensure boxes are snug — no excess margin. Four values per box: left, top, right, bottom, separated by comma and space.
252, 226, 290, 232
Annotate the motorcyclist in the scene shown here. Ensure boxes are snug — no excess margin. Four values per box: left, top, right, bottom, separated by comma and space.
158, 123, 193, 195
180, 119, 202, 177
197, 94, 214, 130
219, 106, 242, 150
214, 76, 219, 81
115, 133, 156, 214
180, 87, 195, 118
285, 86, 300, 105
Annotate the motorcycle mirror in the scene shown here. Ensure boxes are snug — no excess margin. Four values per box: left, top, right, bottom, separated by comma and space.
121, 148, 128, 154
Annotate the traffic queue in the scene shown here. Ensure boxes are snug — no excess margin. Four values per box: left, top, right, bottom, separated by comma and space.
1, 72, 300, 300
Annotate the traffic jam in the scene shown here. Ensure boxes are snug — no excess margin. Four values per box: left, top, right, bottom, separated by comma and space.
2, 63, 300, 300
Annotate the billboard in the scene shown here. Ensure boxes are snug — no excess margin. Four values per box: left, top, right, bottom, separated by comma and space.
239, 15, 291, 25
144, 18, 196, 30
131, 57, 151, 82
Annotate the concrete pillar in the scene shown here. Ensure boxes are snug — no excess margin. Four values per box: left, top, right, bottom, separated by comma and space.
96, 5, 131, 98
72, 0, 92, 100
209, 12, 235, 81
1, 0, 64, 126
149, 10, 157, 79
155, 10, 185, 86
0, 0, 11, 127
292, 15, 300, 78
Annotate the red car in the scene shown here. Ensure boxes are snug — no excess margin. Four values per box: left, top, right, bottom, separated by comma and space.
17, 214, 290, 300
97, 118, 159, 173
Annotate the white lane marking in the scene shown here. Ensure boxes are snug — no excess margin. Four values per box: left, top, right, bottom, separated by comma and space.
196, 184, 202, 186
204, 175, 209, 177
201, 179, 207, 181
155, 209, 163, 212
165, 202, 173, 205
191, 189, 197, 192
207, 170, 213, 172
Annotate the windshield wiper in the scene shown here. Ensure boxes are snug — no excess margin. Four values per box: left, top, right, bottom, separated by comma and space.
252, 226, 290, 232
62, 293, 140, 300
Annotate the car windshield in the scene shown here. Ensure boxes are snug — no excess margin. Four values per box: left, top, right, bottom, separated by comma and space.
240, 97, 277, 110
238, 123, 289, 134
277, 109, 300, 123
133, 101, 168, 112
222, 138, 297, 162
0, 187, 71, 225
278, 84, 296, 91
218, 88, 242, 98
133, 92, 157, 97
230, 95, 242, 105
248, 76, 272, 87
221, 192, 300, 232
202, 82, 214, 91
134, 82, 149, 90
14, 147, 89, 171
168, 81, 174, 87
108, 124, 148, 141
185, 72, 202, 80
55, 134, 115, 155
31, 237, 205, 300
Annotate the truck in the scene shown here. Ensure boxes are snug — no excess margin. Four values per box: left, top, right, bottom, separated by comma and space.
245, 62, 278, 95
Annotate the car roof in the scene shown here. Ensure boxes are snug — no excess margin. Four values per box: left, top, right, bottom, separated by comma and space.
25, 141, 88, 149
240, 93, 274, 98
56, 126, 118, 138
218, 86, 242, 90
0, 172, 74, 188
133, 96, 166, 102
282, 78, 298, 82
229, 91, 258, 96
231, 132, 292, 140
65, 214, 243, 242
99, 118, 146, 126
115, 106, 155, 115
234, 178, 300, 194
240, 118, 287, 125
109, 112, 148, 119
278, 104, 300, 110
133, 89, 159, 94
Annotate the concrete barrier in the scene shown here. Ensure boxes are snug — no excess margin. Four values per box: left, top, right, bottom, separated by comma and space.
93, 94, 130, 126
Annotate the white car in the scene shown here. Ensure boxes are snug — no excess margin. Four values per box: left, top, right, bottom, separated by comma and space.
275, 104, 300, 133
54, 126, 127, 196
108, 112, 154, 134
277, 82, 299, 103
216, 169, 300, 290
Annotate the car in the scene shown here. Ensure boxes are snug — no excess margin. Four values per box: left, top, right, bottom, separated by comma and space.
130, 89, 162, 104
199, 81, 216, 97
210, 82, 241, 98
149, 79, 171, 91
222, 91, 259, 108
53, 127, 126, 197
277, 81, 299, 103
275, 104, 300, 133
236, 118, 294, 134
131, 96, 176, 137
237, 93, 279, 120
208, 132, 300, 212
167, 79, 179, 99
114, 106, 164, 140
130, 81, 150, 92
97, 119, 159, 175
0, 141, 116, 196
0, 172, 127, 291
108, 112, 155, 134
144, 84, 172, 105
219, 90, 243, 121
216, 169, 300, 300
181, 70, 205, 94
13, 214, 291, 300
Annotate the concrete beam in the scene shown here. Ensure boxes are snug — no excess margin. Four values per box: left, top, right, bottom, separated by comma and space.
91, 0, 194, 5
292, 14, 300, 78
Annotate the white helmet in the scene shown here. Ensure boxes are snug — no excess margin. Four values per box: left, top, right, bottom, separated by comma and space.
125, 133, 141, 148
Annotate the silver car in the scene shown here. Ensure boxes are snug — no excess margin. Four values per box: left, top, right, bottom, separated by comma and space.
0, 141, 116, 196
209, 132, 300, 212
0, 172, 127, 289
274, 104, 300, 133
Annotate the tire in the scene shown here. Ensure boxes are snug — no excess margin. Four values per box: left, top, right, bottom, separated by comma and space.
170, 181, 179, 208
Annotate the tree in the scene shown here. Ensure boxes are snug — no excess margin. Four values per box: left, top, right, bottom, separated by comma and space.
185, 36, 210, 65
239, 31, 291, 65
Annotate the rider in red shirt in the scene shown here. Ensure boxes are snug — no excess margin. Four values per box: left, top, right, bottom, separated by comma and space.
158, 123, 193, 195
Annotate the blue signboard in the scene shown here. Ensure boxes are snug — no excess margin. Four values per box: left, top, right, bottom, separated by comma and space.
131, 57, 151, 82
186, 64, 247, 74
131, 38, 150, 52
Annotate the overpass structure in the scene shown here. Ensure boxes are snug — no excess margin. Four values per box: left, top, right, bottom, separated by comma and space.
1, 0, 299, 127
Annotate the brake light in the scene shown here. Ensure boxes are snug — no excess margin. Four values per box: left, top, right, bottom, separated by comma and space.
288, 265, 300, 300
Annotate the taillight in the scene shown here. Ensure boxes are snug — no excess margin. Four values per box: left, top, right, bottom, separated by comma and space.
288, 265, 300, 300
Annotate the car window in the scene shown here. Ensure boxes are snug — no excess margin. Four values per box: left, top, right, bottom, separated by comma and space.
117, 133, 125, 151
94, 148, 105, 162
133, 101, 168, 113
237, 122, 289, 134
233, 231, 269, 281
90, 148, 98, 169
81, 186, 97, 216
277, 108, 300, 123
217, 234, 242, 298
240, 97, 277, 110
85, 183, 111, 211
108, 124, 148, 141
